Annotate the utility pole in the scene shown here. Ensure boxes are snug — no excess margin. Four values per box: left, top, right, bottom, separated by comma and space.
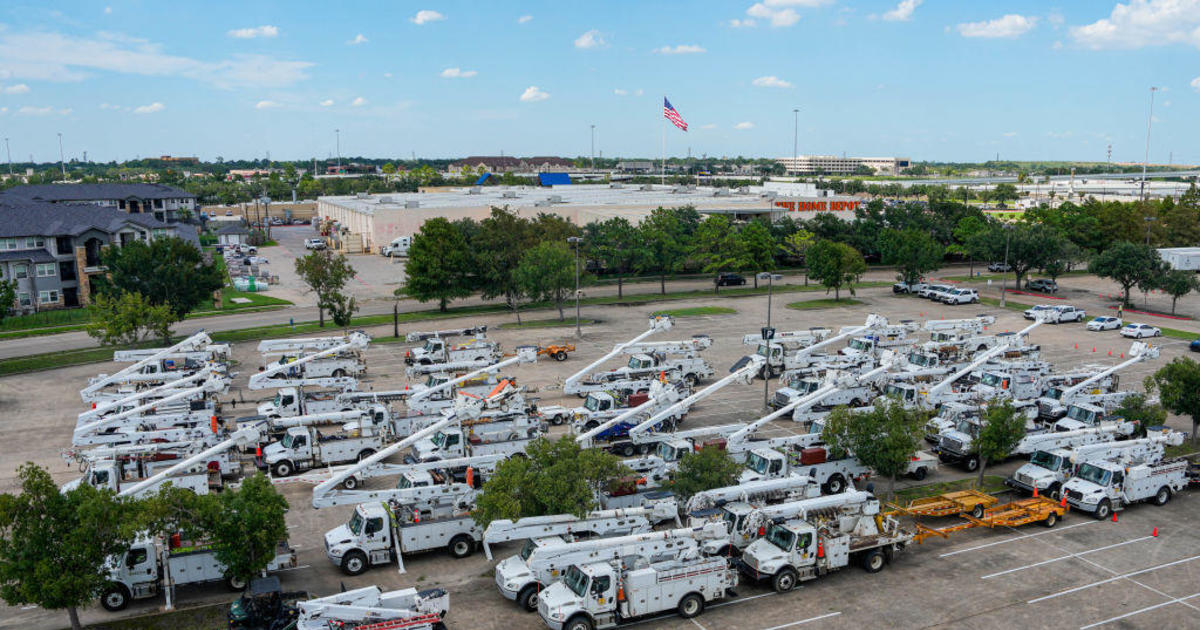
792, 108, 799, 179
335, 129, 341, 173
57, 132, 65, 177
590, 124, 595, 171
567, 237, 583, 338
4, 138, 11, 175
999, 227, 1012, 307
1141, 87, 1158, 202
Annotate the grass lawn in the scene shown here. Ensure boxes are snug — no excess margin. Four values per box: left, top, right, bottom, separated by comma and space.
786, 298, 864, 310
892, 474, 1008, 505
71, 602, 227, 630
978, 296, 1033, 312
499, 317, 600, 329
650, 306, 737, 318
588, 281, 891, 306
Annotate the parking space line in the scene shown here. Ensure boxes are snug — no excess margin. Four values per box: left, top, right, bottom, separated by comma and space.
690, 618, 707, 630
709, 592, 776, 609
1027, 554, 1200, 604
1078, 592, 1200, 629
939, 521, 1099, 557
980, 535, 1155, 579
760, 611, 842, 630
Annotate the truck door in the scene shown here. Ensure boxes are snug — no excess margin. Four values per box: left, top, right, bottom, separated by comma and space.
1111, 470, 1124, 498
124, 545, 156, 583
589, 573, 614, 610
794, 531, 815, 566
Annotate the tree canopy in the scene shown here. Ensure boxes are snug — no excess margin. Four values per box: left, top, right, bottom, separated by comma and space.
670, 446, 743, 499
1148, 357, 1200, 444
97, 236, 223, 318
1090, 241, 1167, 306
806, 240, 866, 300
821, 399, 928, 498
402, 217, 474, 312
295, 249, 357, 327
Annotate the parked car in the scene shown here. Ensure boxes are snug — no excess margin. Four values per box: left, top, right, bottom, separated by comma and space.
941, 288, 979, 304
1120, 323, 1162, 339
1023, 304, 1056, 320
225, 210, 234, 216
927, 286, 957, 302
1086, 316, 1123, 331
292, 219, 307, 225
893, 281, 928, 294
1026, 279, 1059, 293
304, 238, 326, 250
988, 262, 1012, 272
1190, 338, 1200, 352
919, 284, 954, 299
715, 273, 747, 287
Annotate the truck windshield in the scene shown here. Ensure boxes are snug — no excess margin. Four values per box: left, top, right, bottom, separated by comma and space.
756, 344, 770, 358
798, 380, 819, 394
423, 340, 438, 352
930, 332, 952, 343
584, 396, 601, 412
1066, 406, 1095, 423
1030, 451, 1061, 471
348, 511, 365, 535
563, 566, 589, 598
431, 431, 446, 447
981, 373, 1002, 387
765, 525, 795, 552
746, 453, 769, 475
849, 339, 869, 351
908, 353, 931, 367
656, 442, 679, 461
1045, 388, 1063, 400
884, 384, 911, 399
272, 393, 282, 406
722, 509, 745, 533
1075, 463, 1111, 486
281, 433, 295, 448
519, 539, 538, 562
955, 419, 979, 437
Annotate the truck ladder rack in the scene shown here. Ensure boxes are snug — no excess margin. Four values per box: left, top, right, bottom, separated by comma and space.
348, 613, 443, 630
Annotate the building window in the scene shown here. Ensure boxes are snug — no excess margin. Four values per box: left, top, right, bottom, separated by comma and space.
36, 263, 56, 278
25, 237, 45, 249
38, 290, 59, 304
17, 292, 30, 307
14, 264, 28, 279
56, 236, 73, 255
0, 238, 15, 251
152, 228, 167, 238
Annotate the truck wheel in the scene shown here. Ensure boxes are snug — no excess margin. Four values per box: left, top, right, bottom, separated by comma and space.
358, 449, 376, 462
620, 443, 636, 457
342, 476, 359, 490
332, 368, 347, 377
1094, 499, 1112, 521
550, 414, 565, 426
861, 549, 886, 573
1154, 486, 1172, 506
448, 534, 475, 559
678, 593, 705, 619
1043, 511, 1058, 528
341, 550, 368, 576
554, 351, 567, 361
963, 455, 980, 473
565, 615, 594, 630
100, 584, 130, 612
911, 466, 928, 481
272, 460, 294, 477
772, 568, 798, 593
584, 421, 599, 431
226, 574, 248, 591
518, 584, 541, 612
825, 474, 846, 494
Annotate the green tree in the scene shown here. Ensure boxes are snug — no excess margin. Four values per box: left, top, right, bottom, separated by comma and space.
691, 215, 751, 293
880, 228, 943, 286
202, 474, 290, 583
992, 183, 1019, 204
637, 207, 691, 294
740, 220, 777, 288
0, 279, 14, 322
1090, 241, 1166, 306
473, 437, 630, 526
326, 291, 359, 328
805, 240, 866, 300
781, 229, 815, 285
86, 291, 179, 345
294, 250, 357, 327
1147, 357, 1200, 444
403, 218, 473, 312
951, 215, 988, 277
98, 236, 224, 319
1156, 269, 1199, 314
1112, 394, 1167, 439
585, 217, 644, 298
474, 208, 537, 323
973, 400, 1027, 485
821, 400, 927, 498
670, 446, 742, 499
0, 464, 137, 630
515, 241, 579, 321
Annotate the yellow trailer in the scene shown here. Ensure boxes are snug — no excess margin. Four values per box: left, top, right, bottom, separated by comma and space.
913, 496, 1069, 544
889, 489, 998, 519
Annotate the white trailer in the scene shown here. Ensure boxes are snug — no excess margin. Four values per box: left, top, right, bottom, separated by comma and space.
294, 586, 449, 630
563, 317, 675, 395
1007, 429, 1184, 498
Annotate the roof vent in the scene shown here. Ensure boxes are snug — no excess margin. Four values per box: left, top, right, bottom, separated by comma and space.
405, 200, 420, 209
502, 191, 518, 199
378, 196, 393, 204
467, 187, 482, 195
640, 184, 654, 191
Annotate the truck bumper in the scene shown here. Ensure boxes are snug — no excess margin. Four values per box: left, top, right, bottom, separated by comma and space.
1004, 478, 1036, 494
734, 558, 770, 583
494, 572, 521, 601
1065, 497, 1099, 514
936, 449, 966, 465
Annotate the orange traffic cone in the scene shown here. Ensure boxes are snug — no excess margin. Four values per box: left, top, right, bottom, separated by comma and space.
1074, 343, 1078, 350
1060, 495, 1067, 508
1092, 347, 1096, 353
1112, 511, 1118, 523
1152, 527, 1158, 537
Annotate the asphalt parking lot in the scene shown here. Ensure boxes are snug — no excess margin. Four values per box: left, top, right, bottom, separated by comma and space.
0, 288, 1196, 630
266, 226, 408, 304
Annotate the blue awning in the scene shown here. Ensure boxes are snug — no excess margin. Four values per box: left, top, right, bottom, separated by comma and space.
474, 173, 492, 185
538, 173, 571, 186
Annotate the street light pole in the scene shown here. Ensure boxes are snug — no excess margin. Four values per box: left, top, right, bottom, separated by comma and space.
590, 125, 595, 172
568, 236, 582, 338
999, 227, 1012, 307
57, 132, 65, 177
792, 108, 799, 179
759, 272, 781, 407
1141, 87, 1158, 202
335, 129, 341, 173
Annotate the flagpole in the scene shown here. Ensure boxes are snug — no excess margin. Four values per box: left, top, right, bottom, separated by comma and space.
661, 99, 666, 185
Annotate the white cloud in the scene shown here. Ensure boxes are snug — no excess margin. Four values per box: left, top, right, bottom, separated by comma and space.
1003, 131, 1017, 137
613, 88, 628, 96
635, 88, 644, 96
1192, 77, 1200, 92
574, 29, 605, 49
17, 105, 70, 116
99, 103, 120, 110
734, 121, 755, 130
520, 86, 549, 102
383, 72, 392, 78
518, 15, 533, 24
744, 1, 830, 28
104, 6, 112, 14
1071, 0, 1200, 49
729, 18, 756, 27
752, 75, 793, 88
255, 100, 281, 109
957, 14, 1038, 39
410, 10, 445, 25
133, 101, 164, 114
881, 0, 921, 22
654, 44, 706, 54
0, 30, 313, 88
228, 25, 279, 39
351, 96, 366, 107
319, 99, 334, 107
440, 67, 477, 78
1047, 11, 1065, 28
700, 123, 717, 129
2, 84, 30, 94
347, 33, 368, 45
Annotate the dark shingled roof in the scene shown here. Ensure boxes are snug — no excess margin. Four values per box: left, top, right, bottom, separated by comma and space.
0, 183, 195, 203
0, 249, 56, 263
216, 223, 249, 235
0, 196, 170, 239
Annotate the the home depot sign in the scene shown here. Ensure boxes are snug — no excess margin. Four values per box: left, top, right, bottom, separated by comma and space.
773, 200, 861, 213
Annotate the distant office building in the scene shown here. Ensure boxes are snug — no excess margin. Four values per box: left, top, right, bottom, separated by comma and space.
0, 183, 197, 223
159, 155, 200, 164
447, 156, 577, 176
776, 155, 911, 176
616, 160, 655, 174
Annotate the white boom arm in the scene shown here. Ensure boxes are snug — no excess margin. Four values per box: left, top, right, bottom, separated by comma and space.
743, 328, 831, 347
574, 379, 682, 447
684, 474, 815, 513
312, 454, 504, 509
1069, 430, 1183, 464
79, 368, 222, 422
927, 318, 1045, 397
1014, 422, 1136, 455
251, 375, 359, 391
628, 355, 764, 443
311, 416, 455, 508
519, 522, 729, 558
73, 378, 224, 441
112, 347, 230, 362
81, 331, 212, 401
405, 326, 487, 342
788, 356, 899, 417
727, 381, 840, 446
117, 424, 263, 498
742, 489, 872, 534
564, 316, 674, 393
482, 502, 680, 559
923, 316, 995, 333
1062, 343, 1159, 400
257, 334, 359, 354
615, 337, 713, 356
409, 346, 538, 403
249, 332, 370, 389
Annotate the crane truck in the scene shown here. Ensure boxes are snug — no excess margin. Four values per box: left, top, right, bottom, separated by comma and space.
743, 315, 904, 375
744, 327, 831, 377
1006, 428, 1184, 498
404, 328, 500, 366
562, 317, 674, 395
685, 475, 820, 557
736, 489, 913, 593
248, 332, 370, 390
291, 585, 449, 630
937, 414, 1135, 472
81, 332, 221, 402
1032, 345, 1158, 421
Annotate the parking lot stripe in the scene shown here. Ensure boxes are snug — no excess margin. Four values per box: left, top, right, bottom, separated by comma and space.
1078, 592, 1200, 629
710, 592, 776, 609
760, 611, 842, 630
1027, 554, 1200, 604
938, 521, 1099, 557
690, 618, 707, 630
980, 535, 1155, 579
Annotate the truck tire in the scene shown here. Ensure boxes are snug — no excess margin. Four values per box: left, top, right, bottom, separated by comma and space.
226, 574, 248, 591
619, 443, 636, 457
554, 351, 568, 361
685, 373, 699, 387
550, 414, 565, 426
1154, 486, 1172, 506
772, 567, 798, 593
341, 550, 368, 576
1043, 511, 1058, 528
971, 503, 986, 519
825, 474, 846, 494
518, 584, 541, 612
100, 584, 130, 612
358, 449, 376, 462
1094, 499, 1112, 521
1047, 483, 1062, 501
272, 460, 294, 477
448, 534, 475, 559
565, 615, 594, 630
963, 455, 980, 473
861, 549, 886, 573
584, 421, 599, 431
911, 466, 928, 481
678, 593, 705, 619
332, 368, 347, 377
342, 475, 359, 490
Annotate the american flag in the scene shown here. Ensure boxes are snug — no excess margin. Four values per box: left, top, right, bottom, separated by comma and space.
663, 97, 688, 132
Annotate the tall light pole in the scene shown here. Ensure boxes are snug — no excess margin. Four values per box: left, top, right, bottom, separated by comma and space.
759, 272, 781, 407
335, 129, 341, 173
1145, 216, 1157, 246
590, 125, 596, 172
792, 108, 799, 179
568, 236, 583, 338
4, 137, 10, 175
999, 226, 1012, 307
57, 132, 65, 177
1141, 87, 1158, 201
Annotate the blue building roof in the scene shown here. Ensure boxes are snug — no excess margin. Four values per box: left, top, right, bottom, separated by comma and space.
538, 173, 572, 186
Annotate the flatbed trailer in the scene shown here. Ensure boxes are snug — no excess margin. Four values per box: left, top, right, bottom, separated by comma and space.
888, 489, 999, 519
912, 496, 1068, 543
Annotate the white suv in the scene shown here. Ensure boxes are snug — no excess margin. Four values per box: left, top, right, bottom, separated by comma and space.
941, 288, 979, 305
304, 238, 326, 250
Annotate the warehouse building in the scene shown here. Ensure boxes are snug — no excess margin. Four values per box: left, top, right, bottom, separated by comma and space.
776, 155, 911, 176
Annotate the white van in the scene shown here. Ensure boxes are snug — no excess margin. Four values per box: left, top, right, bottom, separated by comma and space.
381, 236, 412, 258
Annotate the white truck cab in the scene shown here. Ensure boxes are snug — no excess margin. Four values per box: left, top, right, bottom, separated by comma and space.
1063, 458, 1188, 519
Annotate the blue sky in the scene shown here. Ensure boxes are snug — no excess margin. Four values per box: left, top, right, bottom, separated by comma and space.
0, 1, 1196, 164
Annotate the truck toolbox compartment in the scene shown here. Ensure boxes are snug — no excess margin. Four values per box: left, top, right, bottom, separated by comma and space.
800, 447, 826, 465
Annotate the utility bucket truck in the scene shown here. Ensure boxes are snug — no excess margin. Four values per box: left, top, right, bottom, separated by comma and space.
81, 332, 221, 402
249, 332, 370, 390
404, 328, 500, 366
685, 475, 820, 557
563, 317, 675, 396
1032, 344, 1159, 421
292, 585, 449, 630
741, 315, 903, 375
536, 523, 738, 630
1007, 428, 1184, 499
1064, 430, 1191, 519
744, 328, 831, 377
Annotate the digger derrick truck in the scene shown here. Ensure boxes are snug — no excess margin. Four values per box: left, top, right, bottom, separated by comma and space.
1006, 428, 1184, 499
